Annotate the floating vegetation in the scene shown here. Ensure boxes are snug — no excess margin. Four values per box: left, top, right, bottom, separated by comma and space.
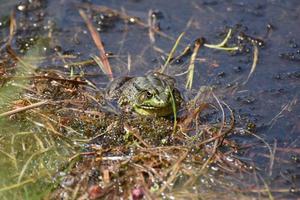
0, 66, 254, 199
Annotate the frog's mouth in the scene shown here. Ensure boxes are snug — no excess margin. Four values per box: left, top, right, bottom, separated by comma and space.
138, 104, 169, 109
137, 92, 172, 108
137, 96, 173, 109
133, 99, 175, 116
132, 88, 180, 116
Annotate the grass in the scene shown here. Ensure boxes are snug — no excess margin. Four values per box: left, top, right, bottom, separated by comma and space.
168, 85, 178, 135
243, 43, 259, 85
185, 38, 203, 90
160, 29, 240, 90
160, 32, 185, 74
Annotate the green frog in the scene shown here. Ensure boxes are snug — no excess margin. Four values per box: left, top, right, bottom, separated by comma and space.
105, 73, 182, 117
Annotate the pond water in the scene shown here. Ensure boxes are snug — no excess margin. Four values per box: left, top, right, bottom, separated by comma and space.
0, 0, 299, 199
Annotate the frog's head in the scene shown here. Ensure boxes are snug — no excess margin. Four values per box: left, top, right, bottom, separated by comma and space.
131, 74, 179, 116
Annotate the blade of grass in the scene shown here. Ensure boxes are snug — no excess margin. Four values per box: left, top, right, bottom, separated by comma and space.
8, 10, 16, 45
185, 38, 203, 90
204, 28, 239, 51
243, 43, 258, 85
259, 173, 274, 200
268, 140, 277, 177
127, 53, 131, 72
0, 178, 35, 193
17, 148, 52, 183
0, 149, 17, 165
205, 46, 239, 51
160, 32, 185, 74
148, 10, 155, 43
91, 55, 110, 78
168, 86, 177, 135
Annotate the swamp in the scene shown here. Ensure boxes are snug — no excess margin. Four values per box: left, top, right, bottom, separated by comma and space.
0, 0, 299, 199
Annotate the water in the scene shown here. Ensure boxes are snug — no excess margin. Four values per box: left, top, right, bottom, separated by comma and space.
0, 0, 299, 199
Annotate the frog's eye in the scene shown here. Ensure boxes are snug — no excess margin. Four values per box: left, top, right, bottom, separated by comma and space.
146, 91, 153, 98
139, 91, 153, 102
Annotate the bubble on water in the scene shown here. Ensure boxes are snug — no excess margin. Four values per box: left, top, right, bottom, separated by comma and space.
211, 165, 219, 171
226, 156, 234, 162
129, 17, 137, 23
290, 187, 296, 193
17, 4, 26, 11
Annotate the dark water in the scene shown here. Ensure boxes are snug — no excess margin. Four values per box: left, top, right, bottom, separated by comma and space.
0, 0, 299, 199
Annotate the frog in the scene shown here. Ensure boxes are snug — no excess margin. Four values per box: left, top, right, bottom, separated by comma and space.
105, 72, 182, 117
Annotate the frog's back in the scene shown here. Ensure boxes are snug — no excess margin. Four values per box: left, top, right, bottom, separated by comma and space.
105, 76, 132, 99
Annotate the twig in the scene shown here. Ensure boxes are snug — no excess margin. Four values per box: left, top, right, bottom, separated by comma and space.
268, 97, 297, 129
0, 100, 50, 118
275, 147, 300, 154
157, 150, 188, 194
246, 130, 273, 170
178, 103, 209, 133
212, 92, 225, 153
